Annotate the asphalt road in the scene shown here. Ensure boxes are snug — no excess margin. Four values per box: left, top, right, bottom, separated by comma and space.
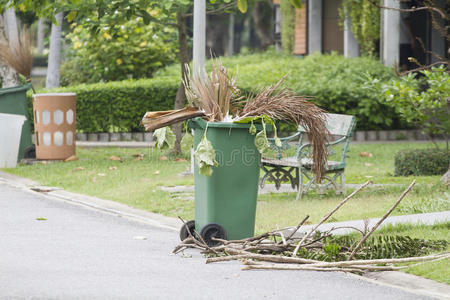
0, 182, 435, 300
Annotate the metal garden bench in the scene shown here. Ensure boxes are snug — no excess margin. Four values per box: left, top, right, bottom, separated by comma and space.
260, 113, 356, 200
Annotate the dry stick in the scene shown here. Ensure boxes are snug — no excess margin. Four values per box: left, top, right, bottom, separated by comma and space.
207, 251, 320, 264
311, 252, 449, 267
348, 180, 416, 260
239, 253, 449, 272
283, 215, 310, 243
293, 181, 373, 256
241, 263, 364, 274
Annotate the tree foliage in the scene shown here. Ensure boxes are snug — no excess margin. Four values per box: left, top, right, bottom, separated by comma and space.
339, 0, 380, 56
62, 15, 178, 85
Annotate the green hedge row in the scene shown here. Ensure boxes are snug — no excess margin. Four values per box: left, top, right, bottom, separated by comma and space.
394, 149, 450, 176
28, 77, 179, 132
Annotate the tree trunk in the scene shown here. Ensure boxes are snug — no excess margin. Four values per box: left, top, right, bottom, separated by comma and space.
172, 12, 190, 154
0, 14, 20, 88
4, 7, 19, 48
252, 0, 274, 49
46, 12, 63, 89
37, 18, 45, 54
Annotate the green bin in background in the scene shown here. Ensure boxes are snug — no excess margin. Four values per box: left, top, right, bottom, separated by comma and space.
0, 83, 33, 162
183, 117, 263, 244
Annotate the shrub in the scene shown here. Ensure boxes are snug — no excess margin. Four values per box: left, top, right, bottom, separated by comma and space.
27, 77, 179, 133
61, 17, 178, 86
382, 66, 449, 145
394, 149, 450, 176
156, 50, 401, 130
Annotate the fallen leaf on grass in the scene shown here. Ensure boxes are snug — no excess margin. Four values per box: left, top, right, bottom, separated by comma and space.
159, 156, 168, 161
109, 166, 118, 171
92, 177, 97, 183
175, 158, 187, 162
36, 217, 47, 221
360, 152, 373, 158
109, 156, 123, 162
98, 173, 106, 177
154, 170, 160, 175
364, 163, 374, 167
74, 167, 85, 171
64, 155, 78, 162
133, 153, 144, 160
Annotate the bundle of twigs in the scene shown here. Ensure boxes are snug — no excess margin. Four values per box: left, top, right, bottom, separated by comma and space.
237, 76, 329, 181
172, 180, 449, 274
0, 26, 33, 80
183, 60, 242, 122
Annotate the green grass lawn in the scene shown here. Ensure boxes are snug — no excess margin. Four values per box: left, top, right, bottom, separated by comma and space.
3, 142, 448, 231
369, 222, 450, 284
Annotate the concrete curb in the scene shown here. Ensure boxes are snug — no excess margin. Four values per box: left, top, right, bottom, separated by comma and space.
0, 171, 180, 232
362, 271, 450, 300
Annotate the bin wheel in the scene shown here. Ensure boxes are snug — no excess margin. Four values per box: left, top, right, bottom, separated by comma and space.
24, 145, 36, 159
200, 223, 227, 247
179, 220, 196, 241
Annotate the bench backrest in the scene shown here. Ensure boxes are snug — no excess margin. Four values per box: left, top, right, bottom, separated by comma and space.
299, 113, 356, 137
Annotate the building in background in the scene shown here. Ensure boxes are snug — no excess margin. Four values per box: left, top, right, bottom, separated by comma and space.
273, 0, 448, 68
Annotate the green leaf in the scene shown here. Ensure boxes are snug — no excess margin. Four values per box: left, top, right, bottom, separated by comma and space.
289, 0, 302, 9
255, 130, 270, 154
67, 11, 77, 22
180, 131, 194, 153
237, 0, 247, 13
274, 137, 282, 147
194, 135, 218, 177
154, 126, 175, 150
249, 122, 256, 135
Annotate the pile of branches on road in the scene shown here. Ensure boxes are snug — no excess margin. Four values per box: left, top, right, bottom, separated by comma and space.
172, 181, 449, 274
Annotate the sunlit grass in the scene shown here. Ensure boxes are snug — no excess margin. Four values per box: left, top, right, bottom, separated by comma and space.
3, 142, 447, 225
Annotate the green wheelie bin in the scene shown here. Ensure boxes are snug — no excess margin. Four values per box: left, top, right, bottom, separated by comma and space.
180, 117, 263, 245
0, 83, 34, 161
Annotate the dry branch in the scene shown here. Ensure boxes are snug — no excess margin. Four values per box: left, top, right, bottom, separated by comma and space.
238, 76, 329, 181
348, 180, 416, 260
141, 107, 205, 132
293, 181, 372, 256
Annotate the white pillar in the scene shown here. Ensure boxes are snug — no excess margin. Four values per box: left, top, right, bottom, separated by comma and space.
193, 0, 206, 79
226, 14, 234, 56
46, 12, 63, 89
344, 17, 358, 58
4, 7, 19, 48
37, 18, 45, 54
308, 0, 322, 54
381, 0, 400, 66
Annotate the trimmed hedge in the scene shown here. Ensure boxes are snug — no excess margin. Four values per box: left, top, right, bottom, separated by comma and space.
28, 77, 179, 132
394, 149, 450, 176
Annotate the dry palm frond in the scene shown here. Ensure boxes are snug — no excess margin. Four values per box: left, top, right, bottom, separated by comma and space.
0, 26, 33, 79
183, 59, 242, 122
239, 76, 329, 181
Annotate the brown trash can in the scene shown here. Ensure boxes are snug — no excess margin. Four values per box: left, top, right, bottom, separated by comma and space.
33, 93, 76, 160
